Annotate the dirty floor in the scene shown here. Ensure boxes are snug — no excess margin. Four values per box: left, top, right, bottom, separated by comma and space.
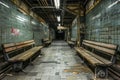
3, 41, 112, 80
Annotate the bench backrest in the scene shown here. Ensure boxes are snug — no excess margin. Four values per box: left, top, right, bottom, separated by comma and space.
82, 40, 118, 63
71, 38, 76, 42
43, 38, 49, 42
2, 40, 35, 60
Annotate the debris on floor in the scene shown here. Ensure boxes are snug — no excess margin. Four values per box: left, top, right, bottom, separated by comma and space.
2, 41, 112, 80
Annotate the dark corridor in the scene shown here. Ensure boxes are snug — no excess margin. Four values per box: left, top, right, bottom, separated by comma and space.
55, 30, 65, 40
0, 0, 120, 80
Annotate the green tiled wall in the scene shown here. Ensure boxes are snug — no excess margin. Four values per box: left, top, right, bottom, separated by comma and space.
50, 28, 55, 40
0, 0, 50, 72
71, 17, 77, 40
85, 0, 120, 51
0, 0, 49, 47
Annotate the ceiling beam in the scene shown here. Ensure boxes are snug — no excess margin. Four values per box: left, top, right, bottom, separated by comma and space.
64, 8, 77, 15
31, 6, 55, 9
62, 0, 67, 26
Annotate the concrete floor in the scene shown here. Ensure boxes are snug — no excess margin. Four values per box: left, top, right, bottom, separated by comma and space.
3, 41, 112, 80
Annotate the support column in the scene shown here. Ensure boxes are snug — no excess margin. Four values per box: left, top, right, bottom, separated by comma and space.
48, 28, 51, 41
67, 27, 70, 42
76, 2, 81, 47
77, 16, 80, 47
76, 2, 85, 47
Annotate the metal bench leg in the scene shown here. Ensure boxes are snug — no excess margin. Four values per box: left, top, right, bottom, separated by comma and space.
95, 67, 97, 79
13, 62, 23, 72
14, 62, 28, 74
12, 62, 26, 74
29, 58, 34, 66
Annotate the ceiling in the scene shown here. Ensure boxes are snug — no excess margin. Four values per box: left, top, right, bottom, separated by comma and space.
22, 0, 88, 30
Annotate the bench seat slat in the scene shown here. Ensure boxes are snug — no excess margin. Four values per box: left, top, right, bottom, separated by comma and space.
74, 47, 104, 66
8, 46, 43, 62
43, 38, 49, 41
45, 41, 51, 44
8, 47, 36, 62
19, 46, 43, 61
71, 38, 76, 42
83, 42, 115, 55
74, 40, 118, 78
68, 41, 74, 45
80, 47, 112, 65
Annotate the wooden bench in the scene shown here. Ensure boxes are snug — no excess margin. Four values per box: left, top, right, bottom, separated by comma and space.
74, 40, 118, 78
2, 40, 43, 71
43, 38, 51, 47
67, 38, 76, 48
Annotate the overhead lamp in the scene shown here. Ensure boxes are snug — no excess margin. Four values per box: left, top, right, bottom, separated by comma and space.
57, 16, 60, 22
108, 0, 120, 8
31, 21, 36, 25
54, 0, 60, 9
92, 13, 101, 20
18, 8, 27, 15
16, 16, 26, 22
41, 22, 44, 25
0, 1, 9, 8
57, 25, 67, 30
58, 23, 61, 26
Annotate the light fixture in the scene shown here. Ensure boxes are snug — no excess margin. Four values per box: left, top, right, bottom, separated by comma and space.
0, 1, 9, 8
18, 8, 27, 15
41, 22, 44, 25
108, 0, 120, 8
92, 13, 101, 20
57, 26, 67, 30
16, 16, 26, 22
54, 0, 60, 9
31, 21, 36, 25
58, 23, 61, 26
57, 16, 60, 22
